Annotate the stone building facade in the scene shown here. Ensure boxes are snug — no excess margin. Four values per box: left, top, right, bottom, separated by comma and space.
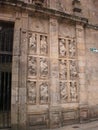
0, 0, 98, 130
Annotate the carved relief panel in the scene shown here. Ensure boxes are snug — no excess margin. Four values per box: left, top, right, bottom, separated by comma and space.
70, 81, 78, 102
58, 37, 78, 103
40, 58, 49, 78
59, 81, 68, 103
40, 35, 48, 55
69, 60, 77, 80
28, 56, 37, 78
59, 59, 67, 80
39, 81, 49, 104
59, 38, 66, 57
68, 39, 76, 58
27, 32, 49, 105
27, 80, 36, 104
28, 33, 37, 55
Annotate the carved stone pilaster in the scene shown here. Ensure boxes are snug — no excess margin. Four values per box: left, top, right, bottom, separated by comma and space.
76, 23, 88, 122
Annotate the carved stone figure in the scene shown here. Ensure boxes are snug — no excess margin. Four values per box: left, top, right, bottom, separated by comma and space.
59, 59, 67, 79
60, 82, 68, 102
59, 38, 66, 57
27, 81, 36, 104
70, 82, 77, 102
40, 35, 48, 55
28, 56, 37, 77
69, 39, 76, 58
40, 58, 48, 77
70, 60, 77, 79
29, 33, 37, 54
40, 82, 49, 104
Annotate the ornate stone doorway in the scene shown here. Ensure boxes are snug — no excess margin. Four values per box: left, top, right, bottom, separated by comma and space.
0, 22, 14, 128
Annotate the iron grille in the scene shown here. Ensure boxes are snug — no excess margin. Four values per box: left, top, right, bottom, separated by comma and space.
0, 22, 14, 128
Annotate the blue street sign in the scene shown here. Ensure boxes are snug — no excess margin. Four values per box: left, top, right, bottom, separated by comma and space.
90, 48, 98, 52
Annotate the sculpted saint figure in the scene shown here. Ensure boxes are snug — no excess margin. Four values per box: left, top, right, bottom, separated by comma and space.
29, 33, 37, 53
40, 35, 48, 55
59, 39, 66, 57
40, 82, 48, 103
40, 58, 48, 77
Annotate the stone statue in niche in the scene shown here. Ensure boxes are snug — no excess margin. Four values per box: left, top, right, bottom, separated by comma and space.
70, 82, 77, 102
27, 81, 36, 104
40, 35, 48, 55
40, 82, 49, 104
29, 33, 37, 54
70, 60, 77, 79
59, 38, 66, 57
59, 59, 67, 79
40, 58, 48, 77
69, 39, 76, 58
28, 56, 37, 77
60, 82, 68, 102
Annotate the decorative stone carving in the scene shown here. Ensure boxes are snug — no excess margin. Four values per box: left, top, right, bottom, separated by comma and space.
39, 82, 49, 104
59, 82, 68, 103
59, 59, 67, 79
27, 81, 36, 104
59, 38, 66, 57
69, 39, 76, 58
70, 81, 77, 102
40, 35, 48, 55
28, 56, 37, 78
40, 58, 48, 78
29, 33, 37, 54
70, 60, 77, 79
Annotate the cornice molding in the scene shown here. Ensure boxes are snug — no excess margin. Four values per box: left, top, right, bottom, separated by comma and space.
0, 1, 98, 30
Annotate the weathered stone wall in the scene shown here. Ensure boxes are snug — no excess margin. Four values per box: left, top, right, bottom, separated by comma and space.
0, 0, 98, 130
85, 28, 98, 120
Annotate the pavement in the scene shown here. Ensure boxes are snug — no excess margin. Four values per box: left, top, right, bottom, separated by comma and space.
46, 120, 98, 130
1, 121, 98, 130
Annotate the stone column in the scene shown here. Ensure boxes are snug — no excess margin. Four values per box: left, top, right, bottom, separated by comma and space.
18, 12, 28, 130
76, 23, 88, 122
49, 18, 61, 128
11, 12, 21, 130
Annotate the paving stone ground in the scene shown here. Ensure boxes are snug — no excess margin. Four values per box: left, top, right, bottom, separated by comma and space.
1, 121, 98, 130
45, 120, 98, 130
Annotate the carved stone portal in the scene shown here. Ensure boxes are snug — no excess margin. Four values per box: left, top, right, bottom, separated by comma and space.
40, 58, 48, 78
27, 81, 36, 104
28, 56, 37, 78
39, 82, 49, 104
40, 35, 48, 55
59, 59, 67, 79
70, 81, 77, 102
59, 38, 66, 57
29, 33, 37, 54
59, 82, 68, 103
